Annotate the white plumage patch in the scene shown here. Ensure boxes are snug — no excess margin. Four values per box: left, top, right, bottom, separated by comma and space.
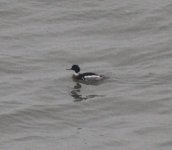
74, 72, 79, 76
84, 75, 103, 81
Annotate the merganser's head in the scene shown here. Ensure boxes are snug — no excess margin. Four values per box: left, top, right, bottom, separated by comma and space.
66, 65, 80, 73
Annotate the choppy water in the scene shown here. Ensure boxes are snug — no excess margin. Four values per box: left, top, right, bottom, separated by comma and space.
1, 0, 172, 149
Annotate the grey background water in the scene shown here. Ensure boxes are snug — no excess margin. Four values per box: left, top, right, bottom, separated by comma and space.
0, 0, 172, 149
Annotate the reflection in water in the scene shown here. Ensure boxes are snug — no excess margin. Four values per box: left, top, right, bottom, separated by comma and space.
70, 83, 104, 102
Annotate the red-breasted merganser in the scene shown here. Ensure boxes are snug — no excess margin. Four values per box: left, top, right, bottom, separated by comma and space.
67, 65, 105, 81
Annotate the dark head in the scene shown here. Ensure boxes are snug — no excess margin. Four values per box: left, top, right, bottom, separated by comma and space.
67, 65, 80, 73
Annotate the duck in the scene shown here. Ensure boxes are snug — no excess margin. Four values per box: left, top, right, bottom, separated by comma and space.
67, 65, 105, 81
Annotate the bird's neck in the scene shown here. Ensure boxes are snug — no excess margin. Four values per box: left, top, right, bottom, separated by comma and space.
73, 72, 79, 76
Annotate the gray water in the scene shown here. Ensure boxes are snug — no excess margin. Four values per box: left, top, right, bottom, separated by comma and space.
1, 0, 172, 149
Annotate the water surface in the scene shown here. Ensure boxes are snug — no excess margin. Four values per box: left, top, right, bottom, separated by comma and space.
0, 0, 172, 149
